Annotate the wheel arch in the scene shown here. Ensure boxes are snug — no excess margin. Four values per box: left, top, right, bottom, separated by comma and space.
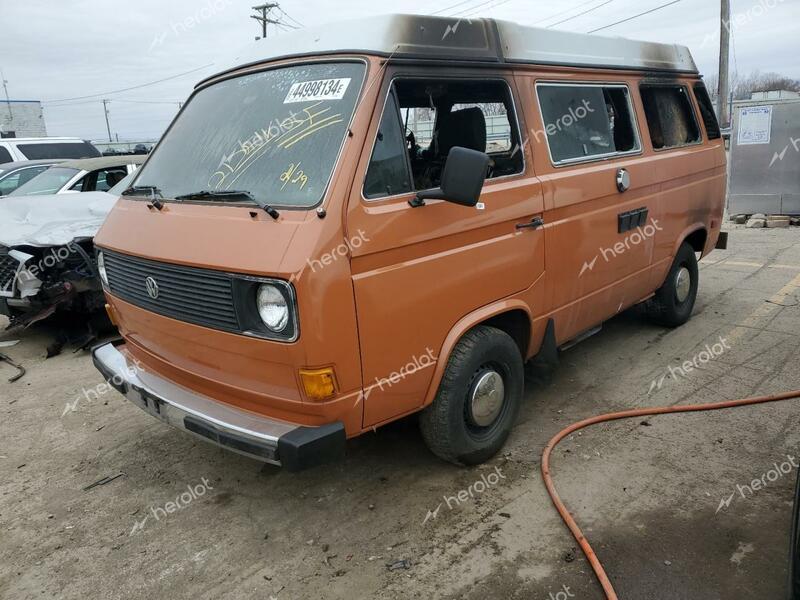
422, 300, 532, 409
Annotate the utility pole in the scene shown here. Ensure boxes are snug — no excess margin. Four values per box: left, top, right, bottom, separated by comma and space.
1, 68, 12, 127
717, 0, 731, 128
102, 99, 112, 142
251, 3, 280, 39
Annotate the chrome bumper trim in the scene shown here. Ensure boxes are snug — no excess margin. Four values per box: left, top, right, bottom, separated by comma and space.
92, 343, 301, 465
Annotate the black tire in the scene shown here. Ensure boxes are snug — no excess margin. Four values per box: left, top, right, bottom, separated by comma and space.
645, 242, 699, 328
419, 325, 524, 466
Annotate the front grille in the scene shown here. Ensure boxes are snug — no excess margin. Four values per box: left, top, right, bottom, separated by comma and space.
103, 251, 240, 332
0, 254, 20, 294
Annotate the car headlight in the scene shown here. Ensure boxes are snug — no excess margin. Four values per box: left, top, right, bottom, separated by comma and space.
97, 251, 108, 286
257, 283, 289, 332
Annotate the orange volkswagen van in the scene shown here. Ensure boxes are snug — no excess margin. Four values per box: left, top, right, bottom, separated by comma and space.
92, 15, 726, 470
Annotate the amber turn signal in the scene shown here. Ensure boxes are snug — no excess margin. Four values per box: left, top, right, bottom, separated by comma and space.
104, 303, 118, 326
299, 367, 337, 401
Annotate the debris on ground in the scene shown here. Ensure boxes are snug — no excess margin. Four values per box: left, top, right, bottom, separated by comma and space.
0, 352, 26, 383
83, 472, 125, 491
386, 559, 411, 571
563, 548, 576, 563
766, 215, 791, 228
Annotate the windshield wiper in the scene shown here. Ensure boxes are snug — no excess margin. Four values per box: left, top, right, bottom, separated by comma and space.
173, 190, 280, 220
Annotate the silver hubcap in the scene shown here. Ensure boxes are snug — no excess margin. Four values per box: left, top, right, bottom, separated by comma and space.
469, 370, 505, 427
675, 267, 691, 303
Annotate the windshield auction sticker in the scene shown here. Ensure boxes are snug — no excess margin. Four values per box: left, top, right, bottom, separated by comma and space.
284, 78, 351, 104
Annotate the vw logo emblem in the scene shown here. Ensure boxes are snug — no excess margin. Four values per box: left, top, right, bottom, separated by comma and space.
145, 276, 159, 299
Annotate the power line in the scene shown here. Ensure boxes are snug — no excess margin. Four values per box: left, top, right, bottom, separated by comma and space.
278, 7, 304, 28
546, 0, 614, 28
535, 0, 610, 26
432, 0, 484, 16
587, 0, 683, 33
461, 0, 514, 18
454, 0, 500, 18
42, 64, 213, 103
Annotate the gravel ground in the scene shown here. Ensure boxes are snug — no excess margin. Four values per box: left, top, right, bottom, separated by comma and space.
2, 225, 800, 600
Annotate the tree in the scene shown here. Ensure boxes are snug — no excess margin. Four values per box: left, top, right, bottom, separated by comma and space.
706, 71, 800, 102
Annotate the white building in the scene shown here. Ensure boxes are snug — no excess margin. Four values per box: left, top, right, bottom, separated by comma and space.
0, 100, 47, 138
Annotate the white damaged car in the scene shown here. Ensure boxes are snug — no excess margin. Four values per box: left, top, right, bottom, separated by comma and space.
0, 173, 133, 328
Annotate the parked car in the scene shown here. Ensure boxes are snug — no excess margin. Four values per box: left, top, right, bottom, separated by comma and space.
0, 159, 65, 196
0, 137, 100, 164
91, 14, 727, 471
0, 172, 134, 328
9, 155, 144, 196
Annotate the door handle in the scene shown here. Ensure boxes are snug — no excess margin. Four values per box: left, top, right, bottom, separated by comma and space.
516, 217, 544, 230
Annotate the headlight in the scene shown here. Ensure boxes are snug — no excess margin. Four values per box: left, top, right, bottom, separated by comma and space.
257, 283, 289, 332
97, 251, 108, 286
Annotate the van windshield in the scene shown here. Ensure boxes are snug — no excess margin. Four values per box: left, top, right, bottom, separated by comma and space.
133, 61, 366, 208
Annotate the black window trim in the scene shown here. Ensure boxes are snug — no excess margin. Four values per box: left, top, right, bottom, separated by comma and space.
361, 74, 527, 203
535, 81, 643, 168
363, 87, 415, 200
638, 81, 704, 152
691, 81, 722, 141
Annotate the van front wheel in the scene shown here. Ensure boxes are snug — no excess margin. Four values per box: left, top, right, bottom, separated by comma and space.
645, 241, 699, 327
419, 326, 523, 466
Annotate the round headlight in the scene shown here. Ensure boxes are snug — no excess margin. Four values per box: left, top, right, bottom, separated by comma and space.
257, 284, 289, 332
97, 252, 108, 286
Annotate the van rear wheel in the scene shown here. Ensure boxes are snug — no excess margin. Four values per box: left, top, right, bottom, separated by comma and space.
645, 242, 699, 327
419, 326, 523, 466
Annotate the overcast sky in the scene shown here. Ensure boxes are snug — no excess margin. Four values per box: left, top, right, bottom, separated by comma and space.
2, 0, 798, 141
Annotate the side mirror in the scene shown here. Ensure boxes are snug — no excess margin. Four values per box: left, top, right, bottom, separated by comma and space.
409, 146, 490, 208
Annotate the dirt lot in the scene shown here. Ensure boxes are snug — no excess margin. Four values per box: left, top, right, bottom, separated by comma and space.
2, 226, 800, 600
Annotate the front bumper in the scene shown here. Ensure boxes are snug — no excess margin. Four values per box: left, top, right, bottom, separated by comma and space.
92, 343, 345, 471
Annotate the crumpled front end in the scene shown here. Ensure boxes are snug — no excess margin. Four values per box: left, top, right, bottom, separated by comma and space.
0, 240, 105, 328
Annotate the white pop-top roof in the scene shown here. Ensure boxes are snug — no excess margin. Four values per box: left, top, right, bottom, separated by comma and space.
204, 13, 698, 84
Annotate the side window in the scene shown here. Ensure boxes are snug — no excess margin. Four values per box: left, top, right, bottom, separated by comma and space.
639, 84, 701, 149
396, 78, 523, 191
363, 91, 413, 199
693, 83, 721, 140
0, 145, 12, 164
94, 167, 128, 192
536, 84, 640, 164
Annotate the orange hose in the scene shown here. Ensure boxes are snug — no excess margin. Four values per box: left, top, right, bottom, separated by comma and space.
541, 389, 800, 600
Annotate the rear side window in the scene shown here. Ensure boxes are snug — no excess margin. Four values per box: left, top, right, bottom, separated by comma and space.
16, 142, 101, 160
0, 146, 11, 164
536, 84, 640, 164
693, 83, 721, 140
639, 85, 701, 149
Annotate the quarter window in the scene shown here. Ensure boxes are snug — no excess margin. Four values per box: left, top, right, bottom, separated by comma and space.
536, 84, 640, 164
0, 146, 11, 164
364, 91, 413, 198
640, 84, 701, 149
693, 83, 721, 140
